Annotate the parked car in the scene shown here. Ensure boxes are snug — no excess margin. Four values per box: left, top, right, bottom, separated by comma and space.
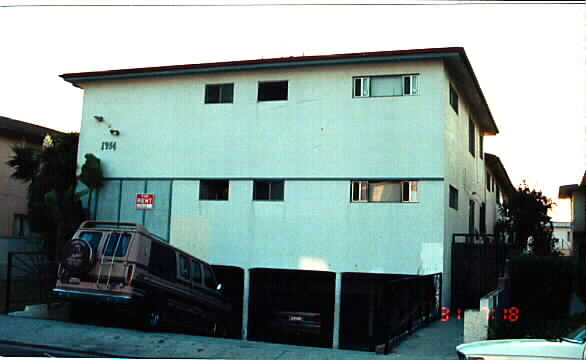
268, 310, 322, 337
53, 221, 231, 335
456, 326, 585, 360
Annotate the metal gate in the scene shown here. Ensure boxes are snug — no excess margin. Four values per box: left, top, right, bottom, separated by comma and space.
451, 234, 505, 309
3, 252, 56, 314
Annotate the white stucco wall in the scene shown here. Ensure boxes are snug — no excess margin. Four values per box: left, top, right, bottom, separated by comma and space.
77, 60, 445, 179
169, 179, 444, 275
442, 63, 490, 307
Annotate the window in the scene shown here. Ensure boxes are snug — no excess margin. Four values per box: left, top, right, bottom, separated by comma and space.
469, 117, 475, 157
469, 200, 475, 234
479, 134, 484, 159
253, 180, 284, 201
486, 172, 492, 191
449, 84, 459, 113
191, 261, 202, 285
205, 83, 233, 104
449, 186, 458, 210
203, 265, 216, 289
200, 180, 229, 200
496, 186, 501, 205
353, 74, 418, 98
149, 242, 177, 282
179, 255, 190, 280
104, 232, 131, 257
258, 81, 288, 101
79, 231, 102, 252
480, 202, 486, 233
351, 180, 418, 202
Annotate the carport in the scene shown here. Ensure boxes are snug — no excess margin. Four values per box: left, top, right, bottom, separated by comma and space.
247, 268, 335, 347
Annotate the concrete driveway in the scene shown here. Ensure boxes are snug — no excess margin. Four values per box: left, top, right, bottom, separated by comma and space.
0, 313, 463, 359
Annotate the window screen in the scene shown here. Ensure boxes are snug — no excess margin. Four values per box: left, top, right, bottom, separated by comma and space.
368, 181, 402, 202
370, 76, 403, 97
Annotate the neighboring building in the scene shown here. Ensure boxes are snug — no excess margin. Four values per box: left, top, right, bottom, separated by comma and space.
559, 173, 585, 256
0, 116, 62, 238
484, 153, 515, 236
552, 221, 572, 255
61, 47, 509, 345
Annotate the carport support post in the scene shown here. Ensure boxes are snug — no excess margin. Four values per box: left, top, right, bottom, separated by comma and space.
333, 272, 341, 349
242, 269, 250, 340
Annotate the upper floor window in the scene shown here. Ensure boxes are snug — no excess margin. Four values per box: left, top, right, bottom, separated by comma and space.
449, 84, 459, 114
353, 74, 418, 98
479, 134, 484, 159
200, 180, 229, 200
205, 83, 234, 104
351, 180, 418, 203
449, 185, 459, 210
258, 81, 288, 101
253, 180, 284, 201
469, 117, 476, 157
486, 172, 492, 192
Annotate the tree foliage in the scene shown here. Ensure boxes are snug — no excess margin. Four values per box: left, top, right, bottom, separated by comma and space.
497, 181, 557, 256
6, 133, 103, 260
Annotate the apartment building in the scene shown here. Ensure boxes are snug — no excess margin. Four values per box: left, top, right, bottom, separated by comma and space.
61, 47, 508, 346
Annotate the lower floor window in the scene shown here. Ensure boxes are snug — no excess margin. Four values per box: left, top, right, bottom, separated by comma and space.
351, 180, 418, 202
200, 180, 229, 200
253, 180, 284, 201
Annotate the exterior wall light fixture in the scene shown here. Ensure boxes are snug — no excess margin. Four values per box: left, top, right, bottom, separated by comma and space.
94, 115, 104, 122
110, 129, 121, 136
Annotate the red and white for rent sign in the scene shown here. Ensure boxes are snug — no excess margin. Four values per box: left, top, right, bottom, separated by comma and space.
136, 193, 155, 210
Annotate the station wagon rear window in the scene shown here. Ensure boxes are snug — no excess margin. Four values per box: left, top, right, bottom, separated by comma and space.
104, 232, 131, 257
79, 231, 102, 251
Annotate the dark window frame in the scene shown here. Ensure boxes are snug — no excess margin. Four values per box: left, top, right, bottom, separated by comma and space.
469, 117, 476, 157
205, 83, 234, 104
479, 133, 484, 159
469, 200, 476, 234
449, 84, 459, 114
449, 185, 459, 210
253, 180, 285, 201
199, 180, 229, 201
258, 80, 288, 102
480, 202, 486, 234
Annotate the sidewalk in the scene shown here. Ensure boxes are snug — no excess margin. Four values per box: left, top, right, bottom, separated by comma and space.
0, 313, 463, 359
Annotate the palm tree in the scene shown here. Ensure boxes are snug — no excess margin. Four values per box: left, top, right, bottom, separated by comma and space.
6, 133, 102, 260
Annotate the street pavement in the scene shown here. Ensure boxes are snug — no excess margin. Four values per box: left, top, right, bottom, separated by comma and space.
0, 313, 463, 359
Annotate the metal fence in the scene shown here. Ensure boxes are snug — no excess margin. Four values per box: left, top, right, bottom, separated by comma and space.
339, 272, 442, 353
2, 252, 56, 314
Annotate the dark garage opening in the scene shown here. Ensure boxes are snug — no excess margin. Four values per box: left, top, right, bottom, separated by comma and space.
212, 265, 244, 338
339, 272, 442, 353
248, 268, 335, 348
